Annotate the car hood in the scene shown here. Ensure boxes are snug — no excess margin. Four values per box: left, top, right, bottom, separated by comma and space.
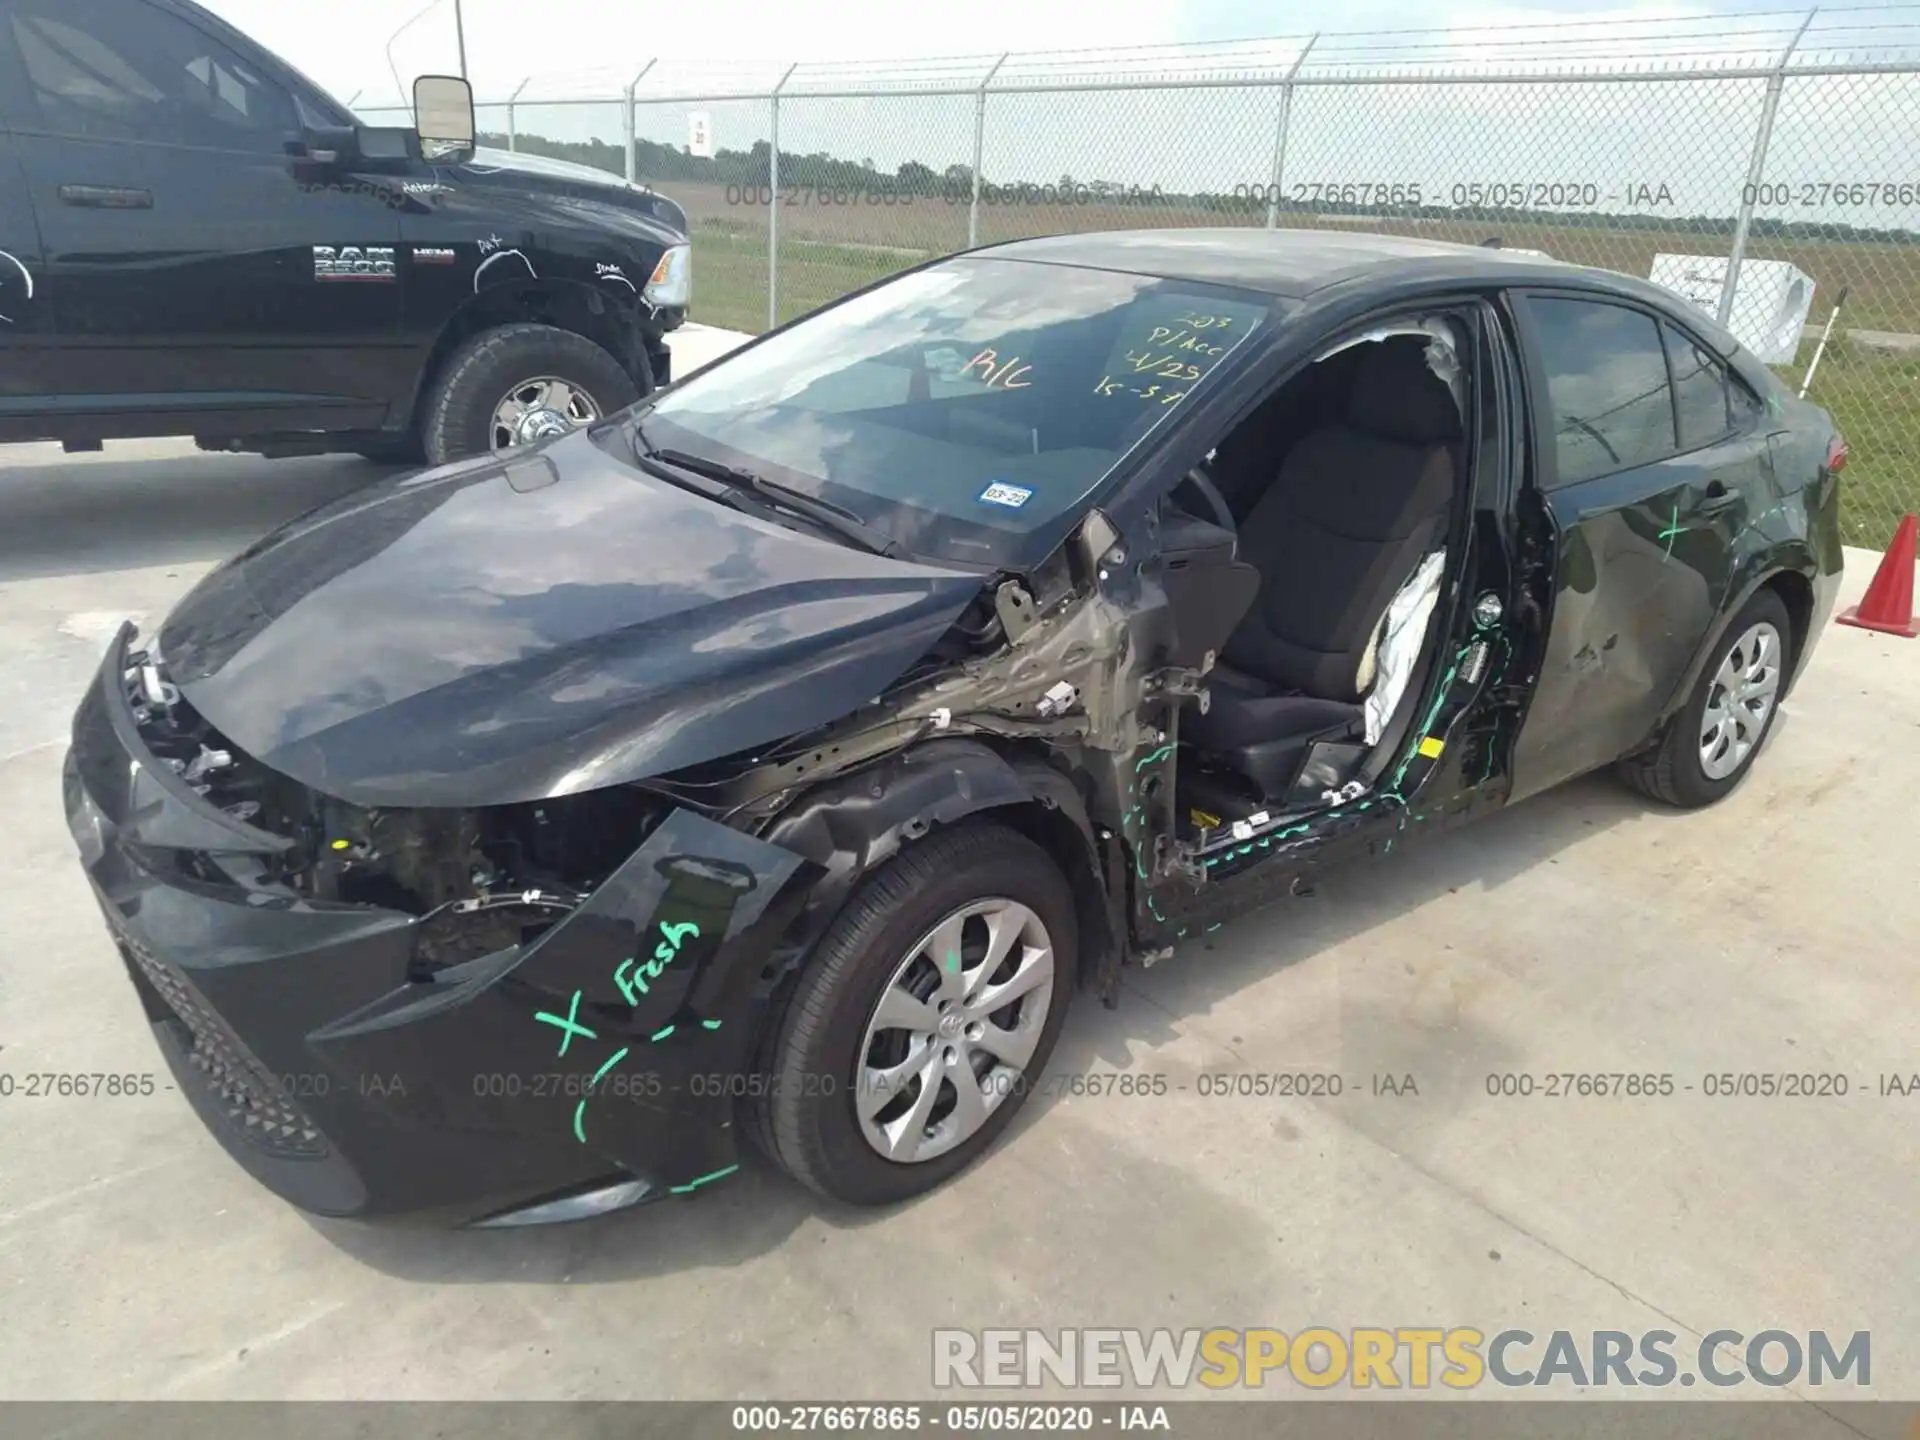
158, 430, 985, 808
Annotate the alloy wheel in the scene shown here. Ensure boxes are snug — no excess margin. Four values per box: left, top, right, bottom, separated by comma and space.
489, 376, 602, 451
1699, 620, 1783, 780
854, 898, 1056, 1164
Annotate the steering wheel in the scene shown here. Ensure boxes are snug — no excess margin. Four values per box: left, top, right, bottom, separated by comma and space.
1170, 464, 1235, 534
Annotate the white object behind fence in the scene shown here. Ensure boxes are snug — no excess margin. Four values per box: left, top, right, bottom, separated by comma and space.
686, 112, 714, 159
1648, 254, 1815, 364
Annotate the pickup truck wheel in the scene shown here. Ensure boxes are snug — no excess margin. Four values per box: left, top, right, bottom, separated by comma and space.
748, 822, 1078, 1206
421, 323, 638, 464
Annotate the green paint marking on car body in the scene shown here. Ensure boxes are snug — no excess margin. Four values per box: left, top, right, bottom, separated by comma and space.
702, 1019, 722, 1031
534, 991, 595, 1056
615, 918, 704, 1005
1659, 503, 1684, 560
1133, 744, 1174, 773
670, 1164, 740, 1194
591, 1047, 630, 1086
573, 1100, 588, 1144
650, 1024, 675, 1042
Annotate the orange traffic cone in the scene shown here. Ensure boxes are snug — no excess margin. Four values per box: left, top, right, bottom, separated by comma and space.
1838, 512, 1918, 637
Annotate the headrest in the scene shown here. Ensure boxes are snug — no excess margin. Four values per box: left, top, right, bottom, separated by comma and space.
1344, 341, 1462, 445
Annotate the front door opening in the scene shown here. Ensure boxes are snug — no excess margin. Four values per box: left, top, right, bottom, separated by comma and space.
1168, 320, 1476, 843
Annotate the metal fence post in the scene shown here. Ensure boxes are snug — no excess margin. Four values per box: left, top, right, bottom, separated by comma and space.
1265, 35, 1318, 229
506, 77, 529, 152
970, 54, 1009, 249
623, 61, 656, 183
1720, 8, 1816, 326
769, 64, 796, 330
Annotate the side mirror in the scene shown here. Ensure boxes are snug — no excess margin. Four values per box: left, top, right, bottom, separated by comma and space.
293, 124, 360, 166
413, 74, 475, 162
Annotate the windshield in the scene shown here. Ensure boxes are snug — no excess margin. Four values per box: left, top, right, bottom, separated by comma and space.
635, 256, 1275, 566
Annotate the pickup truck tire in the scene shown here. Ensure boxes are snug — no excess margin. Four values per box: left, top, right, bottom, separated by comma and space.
420, 323, 638, 465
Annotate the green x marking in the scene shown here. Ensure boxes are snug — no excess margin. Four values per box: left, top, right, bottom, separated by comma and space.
534, 990, 596, 1056
1658, 503, 1685, 561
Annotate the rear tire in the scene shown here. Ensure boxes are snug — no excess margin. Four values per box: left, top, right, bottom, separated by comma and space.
1617, 588, 1793, 808
749, 822, 1078, 1206
419, 322, 638, 465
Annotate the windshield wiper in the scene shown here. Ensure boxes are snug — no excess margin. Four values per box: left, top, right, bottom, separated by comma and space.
642, 446, 906, 560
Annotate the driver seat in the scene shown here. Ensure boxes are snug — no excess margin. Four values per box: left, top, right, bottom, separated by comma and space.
1185, 341, 1459, 798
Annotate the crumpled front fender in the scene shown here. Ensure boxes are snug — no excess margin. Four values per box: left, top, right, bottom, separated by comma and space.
307, 809, 819, 1207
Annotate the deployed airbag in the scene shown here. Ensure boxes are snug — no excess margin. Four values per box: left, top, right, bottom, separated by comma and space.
1363, 548, 1447, 745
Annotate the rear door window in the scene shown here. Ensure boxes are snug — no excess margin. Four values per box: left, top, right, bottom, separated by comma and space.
1523, 296, 1677, 487
1664, 322, 1736, 451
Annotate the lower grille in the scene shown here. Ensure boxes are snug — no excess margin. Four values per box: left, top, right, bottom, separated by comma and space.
106, 907, 329, 1160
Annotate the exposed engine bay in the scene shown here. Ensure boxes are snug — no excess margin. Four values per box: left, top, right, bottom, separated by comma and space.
121, 640, 671, 976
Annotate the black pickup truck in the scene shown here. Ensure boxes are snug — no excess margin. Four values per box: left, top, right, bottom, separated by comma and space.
0, 0, 690, 463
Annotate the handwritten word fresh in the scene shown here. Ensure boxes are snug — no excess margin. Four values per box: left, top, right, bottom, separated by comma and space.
616, 920, 701, 1005
524, 917, 709, 1146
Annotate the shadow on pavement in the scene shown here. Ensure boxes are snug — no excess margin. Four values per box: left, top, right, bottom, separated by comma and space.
0, 443, 394, 583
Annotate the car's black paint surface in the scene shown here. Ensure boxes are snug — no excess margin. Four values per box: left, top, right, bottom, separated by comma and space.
0, 0, 686, 448
159, 427, 986, 808
62, 228, 1845, 1224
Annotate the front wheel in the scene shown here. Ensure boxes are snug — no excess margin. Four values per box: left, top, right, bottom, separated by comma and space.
1617, 588, 1793, 807
419, 322, 639, 465
750, 822, 1078, 1205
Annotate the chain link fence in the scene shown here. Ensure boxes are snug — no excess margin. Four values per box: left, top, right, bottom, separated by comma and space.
357, 8, 1920, 544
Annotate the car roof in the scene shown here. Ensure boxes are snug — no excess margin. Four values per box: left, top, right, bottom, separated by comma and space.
965, 226, 1743, 352
968, 227, 1567, 294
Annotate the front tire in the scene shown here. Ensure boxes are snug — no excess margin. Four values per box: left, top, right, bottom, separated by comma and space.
750, 822, 1078, 1206
419, 322, 639, 465
1617, 588, 1792, 808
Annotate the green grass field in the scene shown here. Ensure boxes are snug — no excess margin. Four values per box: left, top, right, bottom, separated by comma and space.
682, 196, 1919, 547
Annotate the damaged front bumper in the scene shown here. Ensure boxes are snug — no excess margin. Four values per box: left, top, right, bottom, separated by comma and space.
64, 624, 818, 1225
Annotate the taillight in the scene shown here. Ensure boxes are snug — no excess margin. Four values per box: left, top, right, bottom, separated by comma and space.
1827, 432, 1848, 474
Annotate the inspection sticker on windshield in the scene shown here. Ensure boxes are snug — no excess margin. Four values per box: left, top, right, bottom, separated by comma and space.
978, 482, 1033, 509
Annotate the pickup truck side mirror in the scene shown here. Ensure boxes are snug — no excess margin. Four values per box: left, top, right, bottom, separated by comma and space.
293, 124, 362, 166
414, 74, 476, 163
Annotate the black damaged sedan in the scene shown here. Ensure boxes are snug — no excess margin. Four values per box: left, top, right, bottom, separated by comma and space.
64, 230, 1846, 1225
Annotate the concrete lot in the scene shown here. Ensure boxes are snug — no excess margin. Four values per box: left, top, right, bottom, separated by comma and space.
1, 324, 1917, 1408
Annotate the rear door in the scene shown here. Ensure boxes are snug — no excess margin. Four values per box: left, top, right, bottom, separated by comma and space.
0, 0, 403, 432
1508, 290, 1769, 800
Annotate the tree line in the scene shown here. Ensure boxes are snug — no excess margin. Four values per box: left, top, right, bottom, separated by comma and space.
478, 131, 1919, 245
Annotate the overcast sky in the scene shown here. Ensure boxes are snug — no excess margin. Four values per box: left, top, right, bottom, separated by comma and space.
195, 0, 1771, 106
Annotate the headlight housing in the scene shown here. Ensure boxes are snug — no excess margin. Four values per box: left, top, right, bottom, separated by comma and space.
644, 244, 692, 308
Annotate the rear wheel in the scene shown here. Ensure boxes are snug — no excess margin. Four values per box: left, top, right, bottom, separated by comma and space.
419, 322, 639, 465
750, 822, 1078, 1205
1617, 588, 1792, 807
